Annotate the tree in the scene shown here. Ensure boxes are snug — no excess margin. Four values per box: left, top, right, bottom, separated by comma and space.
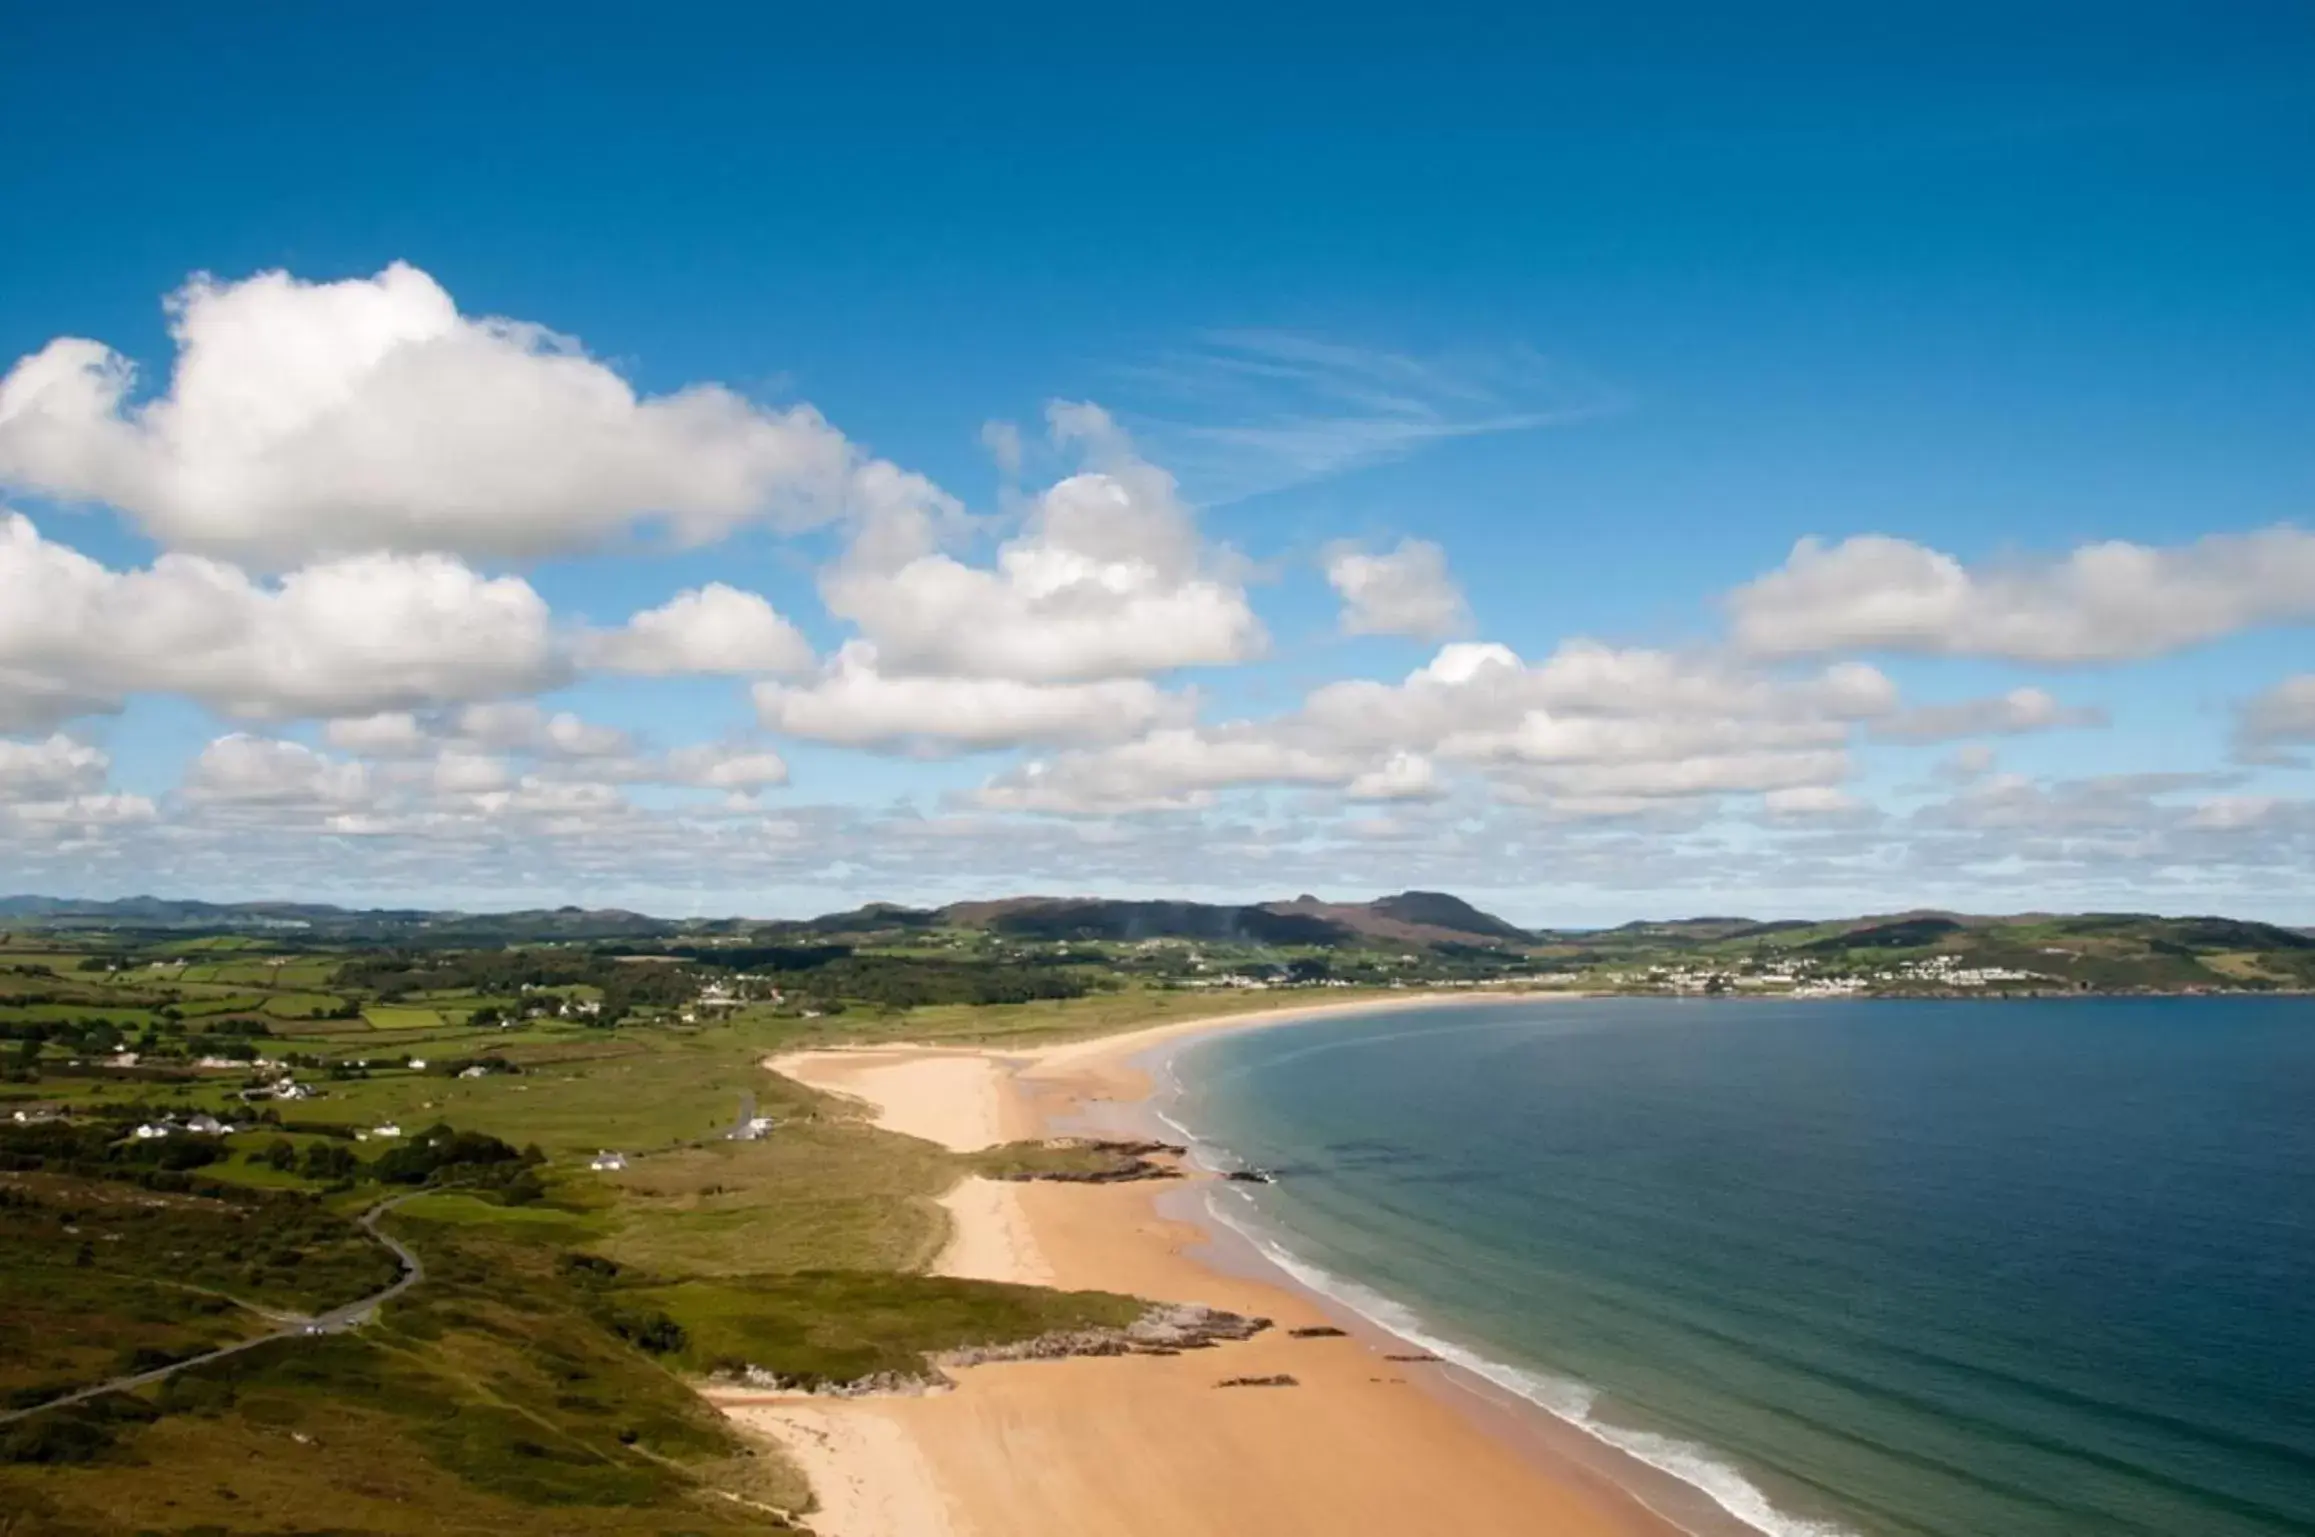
262, 1138, 298, 1172
301, 1141, 357, 1180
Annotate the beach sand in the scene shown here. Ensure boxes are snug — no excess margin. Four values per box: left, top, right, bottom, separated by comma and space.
723, 997, 1679, 1537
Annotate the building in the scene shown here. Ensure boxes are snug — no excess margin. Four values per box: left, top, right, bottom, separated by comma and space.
589, 1150, 629, 1171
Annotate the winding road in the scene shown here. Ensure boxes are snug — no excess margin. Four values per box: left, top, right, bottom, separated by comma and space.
0, 1190, 429, 1427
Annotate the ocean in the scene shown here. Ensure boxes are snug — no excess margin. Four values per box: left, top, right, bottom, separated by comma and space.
1161, 997, 2315, 1537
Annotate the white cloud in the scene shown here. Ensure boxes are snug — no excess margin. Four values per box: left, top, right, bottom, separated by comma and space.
1323, 538, 1469, 638
0, 512, 559, 724
1875, 687, 2106, 742
184, 735, 372, 807
2235, 674, 2315, 761
756, 642, 1184, 752
820, 404, 1263, 682
1937, 744, 2000, 783
429, 752, 516, 796
322, 712, 431, 757
0, 734, 109, 800
1763, 785, 1869, 818
1346, 751, 1442, 801
0, 735, 152, 837
452, 702, 632, 758
581, 583, 814, 677
1113, 331, 1616, 505
663, 742, 790, 791
977, 728, 1355, 814
1730, 529, 2315, 662
967, 639, 1886, 816
4, 792, 156, 831
0, 262, 951, 562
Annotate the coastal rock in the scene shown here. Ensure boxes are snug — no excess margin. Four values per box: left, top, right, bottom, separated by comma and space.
1288, 1326, 1348, 1339
1216, 1374, 1298, 1388
709, 1305, 1272, 1398
1222, 1169, 1275, 1184
944, 1302, 1270, 1367
988, 1137, 1188, 1185
1382, 1352, 1442, 1363
1060, 1137, 1186, 1158
718, 1365, 953, 1397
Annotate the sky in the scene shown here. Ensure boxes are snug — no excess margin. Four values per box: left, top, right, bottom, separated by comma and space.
2, 2, 2313, 923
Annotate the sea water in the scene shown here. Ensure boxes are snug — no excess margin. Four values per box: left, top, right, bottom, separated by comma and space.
1164, 997, 2315, 1537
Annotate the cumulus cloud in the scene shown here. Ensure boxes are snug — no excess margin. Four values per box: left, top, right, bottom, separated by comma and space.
321, 712, 432, 757
0, 262, 951, 562
977, 728, 1355, 814
2234, 674, 2315, 762
0, 512, 559, 725
1935, 744, 2000, 783
1874, 687, 2107, 743
662, 742, 790, 792
1761, 785, 1874, 822
1346, 751, 1442, 801
0, 735, 154, 836
1730, 529, 2315, 662
0, 734, 109, 800
450, 702, 631, 758
820, 404, 1263, 683
580, 583, 815, 677
1323, 537, 1469, 638
184, 735, 372, 808
756, 642, 1184, 753
968, 639, 1891, 816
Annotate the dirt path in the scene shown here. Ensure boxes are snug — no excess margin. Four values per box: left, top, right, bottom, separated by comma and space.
0, 1189, 429, 1427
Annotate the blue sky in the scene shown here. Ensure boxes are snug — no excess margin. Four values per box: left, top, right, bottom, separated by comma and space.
1, 2, 2312, 921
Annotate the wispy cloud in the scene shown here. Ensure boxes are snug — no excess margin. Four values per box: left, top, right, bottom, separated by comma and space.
1109, 331, 1621, 504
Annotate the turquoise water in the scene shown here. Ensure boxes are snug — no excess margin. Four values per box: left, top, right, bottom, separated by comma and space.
1166, 998, 2315, 1537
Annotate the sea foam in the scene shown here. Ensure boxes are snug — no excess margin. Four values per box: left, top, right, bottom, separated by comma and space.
1153, 1060, 1863, 1537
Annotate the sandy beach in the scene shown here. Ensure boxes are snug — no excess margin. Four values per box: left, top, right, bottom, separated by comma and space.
721, 997, 1681, 1537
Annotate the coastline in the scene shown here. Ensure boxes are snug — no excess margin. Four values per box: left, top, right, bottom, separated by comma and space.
719, 992, 1698, 1537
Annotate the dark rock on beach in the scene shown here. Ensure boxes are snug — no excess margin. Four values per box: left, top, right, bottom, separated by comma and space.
943, 1303, 1272, 1369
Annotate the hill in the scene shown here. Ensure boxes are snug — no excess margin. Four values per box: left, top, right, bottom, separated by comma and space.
933, 891, 1530, 950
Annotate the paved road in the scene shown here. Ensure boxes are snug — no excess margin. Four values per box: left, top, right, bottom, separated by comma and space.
0, 1191, 428, 1427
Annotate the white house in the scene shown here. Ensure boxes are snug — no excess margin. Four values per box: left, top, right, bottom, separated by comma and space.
459, 1064, 490, 1079
589, 1150, 629, 1171
185, 1114, 233, 1135
132, 1122, 171, 1140
405, 1058, 427, 1071
372, 1123, 402, 1138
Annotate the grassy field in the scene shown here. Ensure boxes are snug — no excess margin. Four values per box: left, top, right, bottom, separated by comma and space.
0, 939, 1369, 1531
632, 1270, 1142, 1385
0, 1033, 1151, 1531
364, 1004, 451, 1029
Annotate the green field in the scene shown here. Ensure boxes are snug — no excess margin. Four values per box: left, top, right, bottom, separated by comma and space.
0, 914, 1545, 1530
364, 1004, 451, 1029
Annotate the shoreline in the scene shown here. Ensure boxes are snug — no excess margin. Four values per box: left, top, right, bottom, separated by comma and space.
727, 991, 1703, 1537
